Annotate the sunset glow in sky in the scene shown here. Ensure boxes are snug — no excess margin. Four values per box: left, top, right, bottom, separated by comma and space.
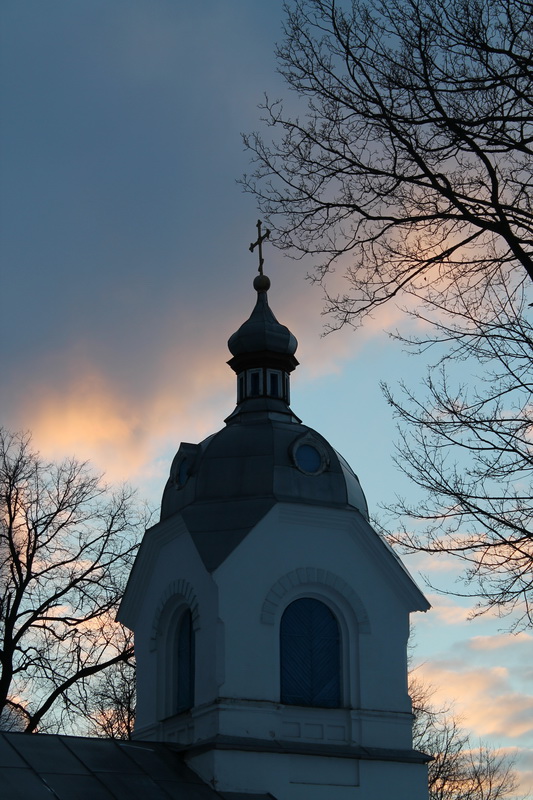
1, 1, 531, 793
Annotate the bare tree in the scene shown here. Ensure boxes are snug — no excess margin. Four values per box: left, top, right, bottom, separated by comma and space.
410, 676, 521, 799
243, 0, 533, 327
0, 428, 148, 733
0, 703, 26, 733
380, 271, 533, 628
244, 0, 533, 626
84, 657, 136, 740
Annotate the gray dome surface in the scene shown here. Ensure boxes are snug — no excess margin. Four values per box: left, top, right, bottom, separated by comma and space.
162, 417, 368, 520
228, 290, 297, 357
160, 414, 368, 571
159, 281, 368, 572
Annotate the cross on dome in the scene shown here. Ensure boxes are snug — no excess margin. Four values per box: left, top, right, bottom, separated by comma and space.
249, 219, 270, 275
249, 220, 272, 292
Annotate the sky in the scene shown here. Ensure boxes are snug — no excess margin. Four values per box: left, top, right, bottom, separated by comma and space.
1, 0, 532, 793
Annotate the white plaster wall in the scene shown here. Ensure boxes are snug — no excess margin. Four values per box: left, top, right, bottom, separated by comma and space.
125, 515, 219, 735
187, 748, 427, 800
125, 498, 427, 797
359, 758, 429, 799
213, 503, 414, 715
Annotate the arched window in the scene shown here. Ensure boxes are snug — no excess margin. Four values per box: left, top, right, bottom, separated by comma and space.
280, 598, 341, 708
176, 609, 195, 713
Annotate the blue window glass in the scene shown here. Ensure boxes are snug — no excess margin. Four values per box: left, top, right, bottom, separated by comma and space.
280, 598, 341, 708
295, 444, 322, 473
250, 371, 261, 396
176, 610, 194, 712
269, 372, 280, 397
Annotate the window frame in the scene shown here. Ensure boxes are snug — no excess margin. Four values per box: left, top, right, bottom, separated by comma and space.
247, 368, 263, 397
157, 601, 196, 720
175, 608, 195, 713
280, 597, 342, 708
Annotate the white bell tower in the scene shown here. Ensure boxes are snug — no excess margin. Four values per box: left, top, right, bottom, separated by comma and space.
118, 234, 430, 799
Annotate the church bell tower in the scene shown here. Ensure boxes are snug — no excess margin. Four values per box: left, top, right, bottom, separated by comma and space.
118, 226, 430, 799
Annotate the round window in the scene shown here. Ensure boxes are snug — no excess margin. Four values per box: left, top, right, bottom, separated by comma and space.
295, 444, 323, 474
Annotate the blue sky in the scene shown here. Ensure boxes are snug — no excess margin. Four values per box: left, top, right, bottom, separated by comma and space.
1, 1, 531, 792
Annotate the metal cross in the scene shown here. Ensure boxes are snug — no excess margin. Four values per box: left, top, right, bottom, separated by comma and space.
249, 220, 271, 275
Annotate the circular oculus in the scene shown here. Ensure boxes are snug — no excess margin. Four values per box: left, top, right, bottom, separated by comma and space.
295, 443, 323, 474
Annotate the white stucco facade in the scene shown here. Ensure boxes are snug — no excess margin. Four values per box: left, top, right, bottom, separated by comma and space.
118, 278, 430, 799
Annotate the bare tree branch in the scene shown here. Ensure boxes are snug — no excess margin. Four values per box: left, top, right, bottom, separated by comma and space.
242, 0, 533, 327
380, 272, 532, 628
410, 674, 522, 799
0, 428, 150, 733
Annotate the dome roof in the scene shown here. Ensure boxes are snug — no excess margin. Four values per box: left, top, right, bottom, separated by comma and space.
228, 289, 297, 359
159, 274, 368, 572
161, 416, 369, 571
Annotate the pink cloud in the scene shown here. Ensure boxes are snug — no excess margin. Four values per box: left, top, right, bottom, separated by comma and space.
9, 332, 234, 487
415, 661, 533, 741
415, 593, 509, 631
403, 551, 462, 575
3, 263, 444, 498
468, 632, 533, 652
7, 269, 405, 491
421, 595, 475, 625
505, 747, 533, 797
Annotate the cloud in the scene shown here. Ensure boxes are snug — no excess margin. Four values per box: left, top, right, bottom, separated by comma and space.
468, 632, 533, 652
415, 661, 533, 741
264, 249, 424, 384
420, 595, 475, 625
505, 747, 533, 797
4, 254, 409, 495
403, 550, 462, 575
26, 371, 146, 479
429, 604, 472, 626
415, 592, 512, 631
7, 321, 234, 489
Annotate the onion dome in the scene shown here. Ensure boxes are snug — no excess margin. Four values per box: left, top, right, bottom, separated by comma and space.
227, 275, 299, 410
228, 277, 298, 362
160, 267, 369, 571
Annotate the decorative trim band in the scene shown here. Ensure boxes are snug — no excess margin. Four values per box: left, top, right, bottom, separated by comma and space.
179, 733, 430, 764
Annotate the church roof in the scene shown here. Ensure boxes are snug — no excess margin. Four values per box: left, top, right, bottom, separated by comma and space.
0, 732, 276, 800
227, 289, 297, 360
159, 274, 369, 571
160, 417, 370, 571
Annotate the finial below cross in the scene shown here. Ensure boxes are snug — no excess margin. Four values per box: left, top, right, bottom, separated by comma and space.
249, 220, 271, 275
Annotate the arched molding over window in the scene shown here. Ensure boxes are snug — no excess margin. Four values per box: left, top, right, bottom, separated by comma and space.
150, 578, 199, 652
260, 568, 370, 633
262, 569, 368, 709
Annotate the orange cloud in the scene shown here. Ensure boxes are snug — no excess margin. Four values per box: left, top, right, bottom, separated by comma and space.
420, 595, 475, 626
468, 632, 533, 652
5, 266, 428, 497
415, 661, 533, 740
8, 311, 237, 488
402, 551, 462, 575
504, 747, 533, 797
263, 257, 423, 383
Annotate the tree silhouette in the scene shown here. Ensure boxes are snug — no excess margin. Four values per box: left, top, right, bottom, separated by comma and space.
0, 428, 148, 733
243, 0, 533, 326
